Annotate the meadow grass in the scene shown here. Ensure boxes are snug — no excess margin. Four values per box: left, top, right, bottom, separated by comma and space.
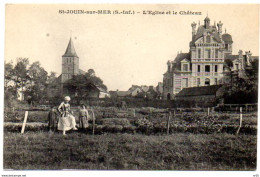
4, 132, 256, 170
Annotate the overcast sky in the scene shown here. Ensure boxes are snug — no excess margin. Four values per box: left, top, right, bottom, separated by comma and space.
5, 4, 259, 91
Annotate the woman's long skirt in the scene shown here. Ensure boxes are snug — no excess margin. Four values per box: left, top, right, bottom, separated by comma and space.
79, 116, 89, 129
58, 114, 77, 131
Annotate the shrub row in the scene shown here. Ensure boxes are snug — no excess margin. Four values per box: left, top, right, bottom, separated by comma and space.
4, 122, 256, 135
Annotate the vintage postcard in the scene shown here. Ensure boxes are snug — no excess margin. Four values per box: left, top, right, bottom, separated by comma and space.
2, 3, 259, 177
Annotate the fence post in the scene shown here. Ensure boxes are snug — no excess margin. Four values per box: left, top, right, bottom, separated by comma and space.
236, 107, 243, 135
21, 111, 28, 134
207, 107, 210, 116
133, 109, 136, 118
91, 107, 95, 135
167, 111, 171, 135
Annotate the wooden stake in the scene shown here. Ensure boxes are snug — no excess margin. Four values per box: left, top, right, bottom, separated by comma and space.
91, 107, 95, 135
236, 107, 243, 135
167, 112, 171, 135
133, 109, 136, 117
21, 111, 28, 134
207, 107, 210, 116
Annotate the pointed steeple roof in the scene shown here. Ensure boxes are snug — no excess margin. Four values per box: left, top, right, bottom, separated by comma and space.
62, 37, 78, 57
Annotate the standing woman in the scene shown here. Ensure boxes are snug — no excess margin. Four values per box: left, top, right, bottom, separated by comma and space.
48, 106, 58, 132
78, 104, 89, 131
57, 96, 78, 135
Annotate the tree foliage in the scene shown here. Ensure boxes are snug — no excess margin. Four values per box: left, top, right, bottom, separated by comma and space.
65, 70, 107, 101
4, 58, 57, 106
223, 60, 258, 104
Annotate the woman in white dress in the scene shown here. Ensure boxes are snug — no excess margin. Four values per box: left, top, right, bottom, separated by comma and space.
57, 96, 77, 135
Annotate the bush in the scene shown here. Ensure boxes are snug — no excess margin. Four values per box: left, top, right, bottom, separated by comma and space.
101, 118, 130, 126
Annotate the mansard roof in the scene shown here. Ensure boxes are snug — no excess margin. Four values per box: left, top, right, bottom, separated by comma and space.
172, 52, 191, 72
63, 38, 78, 57
222, 33, 233, 43
190, 25, 222, 47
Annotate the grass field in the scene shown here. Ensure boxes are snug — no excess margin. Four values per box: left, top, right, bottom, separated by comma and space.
4, 132, 256, 170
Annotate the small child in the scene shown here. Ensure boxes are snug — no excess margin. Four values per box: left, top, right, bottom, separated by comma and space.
78, 104, 89, 131
48, 106, 58, 132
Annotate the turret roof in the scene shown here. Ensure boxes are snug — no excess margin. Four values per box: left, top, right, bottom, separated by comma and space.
63, 38, 78, 57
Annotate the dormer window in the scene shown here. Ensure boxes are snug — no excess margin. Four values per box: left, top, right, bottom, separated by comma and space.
183, 64, 188, 72
206, 36, 211, 43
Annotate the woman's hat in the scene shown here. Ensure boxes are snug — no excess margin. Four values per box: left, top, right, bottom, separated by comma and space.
64, 96, 71, 101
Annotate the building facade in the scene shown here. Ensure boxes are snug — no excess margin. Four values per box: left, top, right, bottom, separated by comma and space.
163, 16, 258, 100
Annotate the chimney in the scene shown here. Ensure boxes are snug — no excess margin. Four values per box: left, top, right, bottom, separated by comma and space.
167, 61, 171, 72
217, 21, 223, 36
238, 50, 245, 69
191, 22, 197, 37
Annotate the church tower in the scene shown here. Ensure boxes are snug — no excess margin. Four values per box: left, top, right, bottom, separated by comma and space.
61, 37, 79, 83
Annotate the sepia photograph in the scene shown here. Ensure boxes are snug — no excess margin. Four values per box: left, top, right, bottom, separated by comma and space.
2, 3, 259, 175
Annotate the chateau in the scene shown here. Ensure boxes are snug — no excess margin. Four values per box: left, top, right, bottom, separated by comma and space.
163, 16, 258, 100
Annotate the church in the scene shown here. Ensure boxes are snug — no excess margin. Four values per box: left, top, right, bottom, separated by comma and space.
47, 37, 109, 99
163, 16, 258, 100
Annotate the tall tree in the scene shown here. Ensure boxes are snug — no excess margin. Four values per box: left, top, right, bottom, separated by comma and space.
12, 58, 30, 99
25, 61, 48, 104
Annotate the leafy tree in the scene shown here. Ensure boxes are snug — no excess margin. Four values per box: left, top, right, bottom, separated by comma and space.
65, 72, 107, 102
88, 69, 95, 76
47, 72, 57, 84
12, 58, 30, 94
4, 61, 14, 88
25, 61, 48, 105
223, 60, 258, 104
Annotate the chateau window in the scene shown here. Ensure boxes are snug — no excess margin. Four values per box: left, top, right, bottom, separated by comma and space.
198, 49, 201, 59
205, 65, 210, 72
205, 78, 210, 86
225, 44, 229, 50
215, 49, 219, 58
236, 64, 239, 70
183, 64, 188, 72
197, 78, 200, 87
215, 65, 218, 72
197, 65, 201, 72
206, 36, 211, 43
205, 49, 211, 59
182, 78, 188, 88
